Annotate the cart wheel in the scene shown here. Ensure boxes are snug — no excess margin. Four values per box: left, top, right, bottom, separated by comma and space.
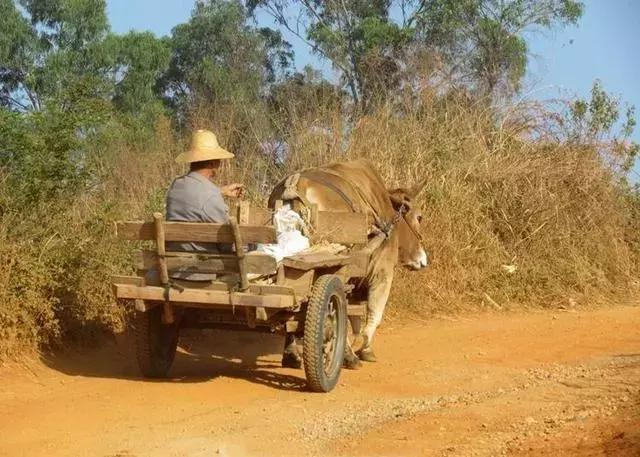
133, 304, 179, 378
303, 275, 348, 392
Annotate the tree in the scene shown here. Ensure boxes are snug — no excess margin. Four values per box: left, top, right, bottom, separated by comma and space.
249, 0, 412, 112
0, 0, 112, 111
101, 32, 171, 118
0, 0, 172, 208
250, 0, 582, 106
0, 0, 38, 110
160, 0, 293, 120
0, 0, 169, 117
567, 80, 639, 173
268, 66, 344, 130
413, 0, 584, 96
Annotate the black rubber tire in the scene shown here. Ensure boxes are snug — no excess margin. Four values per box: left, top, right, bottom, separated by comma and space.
133, 305, 180, 378
303, 275, 348, 393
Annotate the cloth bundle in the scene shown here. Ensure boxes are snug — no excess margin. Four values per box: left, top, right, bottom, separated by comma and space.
256, 205, 310, 262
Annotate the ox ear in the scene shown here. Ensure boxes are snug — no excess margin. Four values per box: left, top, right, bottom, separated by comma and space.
411, 177, 429, 200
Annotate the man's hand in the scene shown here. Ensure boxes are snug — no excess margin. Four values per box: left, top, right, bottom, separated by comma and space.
221, 183, 245, 198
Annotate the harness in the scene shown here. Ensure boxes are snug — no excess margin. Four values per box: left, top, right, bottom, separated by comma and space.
282, 170, 413, 240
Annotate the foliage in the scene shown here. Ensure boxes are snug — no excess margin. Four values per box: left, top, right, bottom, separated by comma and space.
414, 0, 584, 95
0, 0, 112, 111
160, 0, 293, 121
249, 0, 412, 111
268, 66, 345, 131
103, 32, 171, 119
566, 80, 640, 173
250, 0, 583, 105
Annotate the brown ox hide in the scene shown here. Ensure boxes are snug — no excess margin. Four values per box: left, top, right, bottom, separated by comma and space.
268, 159, 427, 366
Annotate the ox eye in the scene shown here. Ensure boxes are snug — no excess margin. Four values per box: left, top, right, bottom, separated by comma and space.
417, 215, 423, 224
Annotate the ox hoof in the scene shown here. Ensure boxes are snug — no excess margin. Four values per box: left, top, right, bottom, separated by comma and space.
357, 348, 377, 363
343, 354, 362, 370
282, 352, 302, 369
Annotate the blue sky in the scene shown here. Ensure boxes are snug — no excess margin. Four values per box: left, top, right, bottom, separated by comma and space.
107, 0, 640, 145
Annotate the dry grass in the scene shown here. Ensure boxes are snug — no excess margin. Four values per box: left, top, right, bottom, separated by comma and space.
1, 87, 639, 359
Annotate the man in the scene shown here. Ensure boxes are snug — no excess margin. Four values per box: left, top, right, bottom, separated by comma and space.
165, 129, 302, 368
166, 129, 244, 251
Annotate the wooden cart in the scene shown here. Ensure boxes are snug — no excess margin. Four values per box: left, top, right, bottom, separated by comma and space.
112, 202, 378, 392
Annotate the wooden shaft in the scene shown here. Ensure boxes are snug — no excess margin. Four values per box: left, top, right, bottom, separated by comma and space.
363, 231, 386, 255
153, 212, 174, 324
230, 218, 249, 291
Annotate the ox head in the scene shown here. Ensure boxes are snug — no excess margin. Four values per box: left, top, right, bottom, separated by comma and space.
388, 179, 429, 270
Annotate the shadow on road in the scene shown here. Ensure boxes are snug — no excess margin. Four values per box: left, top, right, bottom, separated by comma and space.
40, 328, 307, 392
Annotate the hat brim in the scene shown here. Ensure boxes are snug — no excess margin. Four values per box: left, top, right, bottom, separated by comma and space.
176, 147, 235, 163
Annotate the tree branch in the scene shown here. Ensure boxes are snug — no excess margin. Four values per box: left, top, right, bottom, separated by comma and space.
257, 1, 355, 81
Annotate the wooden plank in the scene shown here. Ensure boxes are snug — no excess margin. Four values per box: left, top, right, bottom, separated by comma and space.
110, 275, 143, 286
248, 207, 272, 226
338, 232, 382, 278
135, 250, 277, 276
116, 221, 276, 244
131, 276, 296, 299
343, 251, 369, 278
153, 212, 174, 324
276, 263, 285, 285
313, 211, 368, 244
282, 252, 353, 271
230, 218, 249, 291
153, 213, 169, 285
114, 275, 296, 297
238, 201, 250, 225
282, 268, 315, 298
229, 202, 272, 226
309, 203, 319, 228
113, 284, 295, 308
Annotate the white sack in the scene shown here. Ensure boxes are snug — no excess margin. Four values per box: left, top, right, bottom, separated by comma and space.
256, 205, 309, 263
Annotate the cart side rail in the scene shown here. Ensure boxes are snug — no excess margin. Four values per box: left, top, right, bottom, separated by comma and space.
115, 220, 276, 244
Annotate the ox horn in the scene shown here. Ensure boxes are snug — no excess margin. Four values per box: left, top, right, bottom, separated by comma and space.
411, 177, 429, 200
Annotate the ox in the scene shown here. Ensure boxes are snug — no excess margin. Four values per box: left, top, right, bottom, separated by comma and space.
268, 159, 428, 368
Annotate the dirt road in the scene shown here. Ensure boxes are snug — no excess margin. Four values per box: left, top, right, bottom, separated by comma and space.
1, 306, 639, 457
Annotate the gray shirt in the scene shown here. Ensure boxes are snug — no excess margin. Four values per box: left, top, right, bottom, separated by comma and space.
167, 171, 229, 224
165, 171, 231, 279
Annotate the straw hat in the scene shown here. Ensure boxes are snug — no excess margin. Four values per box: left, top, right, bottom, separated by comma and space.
175, 129, 234, 163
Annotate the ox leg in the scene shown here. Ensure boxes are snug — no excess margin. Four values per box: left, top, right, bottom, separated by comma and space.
357, 278, 393, 363
282, 332, 302, 369
343, 316, 362, 370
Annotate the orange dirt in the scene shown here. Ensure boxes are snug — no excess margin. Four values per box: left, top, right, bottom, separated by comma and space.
1, 306, 639, 456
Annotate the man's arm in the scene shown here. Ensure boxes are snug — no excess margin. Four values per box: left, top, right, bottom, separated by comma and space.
220, 183, 245, 198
